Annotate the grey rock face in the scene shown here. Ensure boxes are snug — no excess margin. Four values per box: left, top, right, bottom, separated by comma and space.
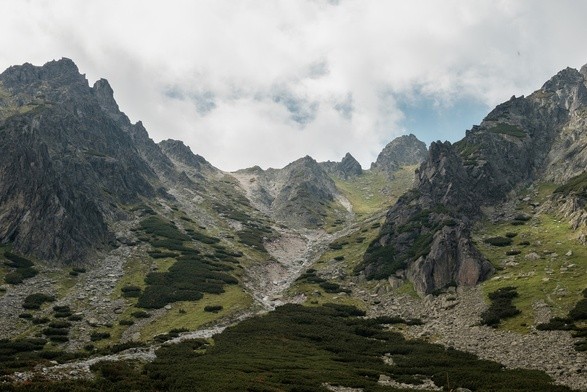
360, 63, 587, 293
236, 156, 340, 228
159, 139, 210, 170
319, 152, 362, 179
0, 59, 159, 262
371, 134, 427, 175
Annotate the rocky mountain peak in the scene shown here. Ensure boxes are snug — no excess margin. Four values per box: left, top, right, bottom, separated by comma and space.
92, 78, 120, 117
0, 58, 86, 94
580, 63, 587, 80
371, 134, 427, 175
319, 152, 362, 179
159, 139, 210, 169
0, 59, 159, 262
359, 64, 587, 294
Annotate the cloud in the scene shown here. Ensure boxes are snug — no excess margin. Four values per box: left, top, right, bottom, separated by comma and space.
1, 0, 587, 170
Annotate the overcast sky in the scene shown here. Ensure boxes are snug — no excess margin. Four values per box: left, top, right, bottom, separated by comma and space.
1, 1, 587, 171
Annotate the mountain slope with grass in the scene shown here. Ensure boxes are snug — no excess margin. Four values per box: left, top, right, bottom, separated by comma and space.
0, 59, 585, 391
360, 63, 587, 295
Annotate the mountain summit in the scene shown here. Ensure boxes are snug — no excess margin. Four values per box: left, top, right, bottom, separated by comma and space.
370, 133, 427, 176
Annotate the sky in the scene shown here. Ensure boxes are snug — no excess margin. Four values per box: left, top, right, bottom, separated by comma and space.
1, 1, 587, 171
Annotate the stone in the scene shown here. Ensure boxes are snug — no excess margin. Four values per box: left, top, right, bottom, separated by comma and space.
525, 252, 541, 260
87, 318, 100, 327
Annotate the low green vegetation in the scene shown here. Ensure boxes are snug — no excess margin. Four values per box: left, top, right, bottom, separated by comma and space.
137, 285, 252, 341
489, 123, 526, 138
553, 171, 587, 196
475, 184, 587, 332
537, 288, 587, 351
333, 165, 418, 215
484, 236, 513, 247
3, 251, 38, 284
10, 304, 571, 391
480, 286, 521, 327
22, 293, 55, 310
136, 215, 240, 309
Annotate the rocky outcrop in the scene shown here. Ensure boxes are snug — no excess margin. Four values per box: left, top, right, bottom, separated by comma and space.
320, 153, 362, 179
234, 156, 342, 228
371, 134, 427, 176
360, 64, 587, 293
0, 59, 162, 262
159, 139, 210, 170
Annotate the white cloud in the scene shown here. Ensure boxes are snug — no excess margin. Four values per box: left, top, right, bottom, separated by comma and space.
1, 0, 587, 170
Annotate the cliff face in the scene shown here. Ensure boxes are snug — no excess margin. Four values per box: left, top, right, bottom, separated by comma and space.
0, 59, 159, 262
359, 65, 587, 293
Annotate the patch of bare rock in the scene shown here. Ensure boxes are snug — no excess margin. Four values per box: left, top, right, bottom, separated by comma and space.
359, 285, 586, 391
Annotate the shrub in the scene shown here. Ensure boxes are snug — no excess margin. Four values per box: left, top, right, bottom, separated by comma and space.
121, 285, 142, 298
480, 287, 521, 327
119, 319, 134, 326
484, 237, 513, 247
319, 281, 350, 294
489, 124, 525, 138
3, 252, 38, 285
90, 332, 111, 342
569, 297, 587, 321
31, 317, 50, 325
5, 268, 38, 284
536, 317, 574, 331
48, 335, 69, 343
131, 311, 151, 319
49, 321, 71, 329
148, 251, 179, 259
53, 306, 73, 318
139, 216, 190, 242
329, 242, 343, 250
3, 251, 33, 268
22, 293, 56, 309
18, 313, 33, 319
68, 314, 83, 321
505, 232, 518, 238
43, 328, 69, 336
506, 250, 521, 256
204, 305, 223, 313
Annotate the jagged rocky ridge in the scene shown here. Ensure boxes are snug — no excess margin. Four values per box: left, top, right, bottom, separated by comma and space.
360, 64, 587, 293
0, 59, 162, 262
0, 60, 227, 263
234, 156, 344, 228
319, 152, 363, 179
0, 58, 427, 264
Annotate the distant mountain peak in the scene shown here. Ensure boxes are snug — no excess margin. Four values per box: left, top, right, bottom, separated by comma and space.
0, 57, 85, 89
371, 134, 427, 175
319, 152, 362, 179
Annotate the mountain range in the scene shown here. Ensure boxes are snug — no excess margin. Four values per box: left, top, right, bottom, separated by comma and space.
0, 59, 585, 391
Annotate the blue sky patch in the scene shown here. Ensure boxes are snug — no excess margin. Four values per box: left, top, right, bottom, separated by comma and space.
398, 96, 490, 146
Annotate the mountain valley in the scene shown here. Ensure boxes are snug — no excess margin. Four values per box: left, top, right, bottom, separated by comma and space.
0, 59, 585, 391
